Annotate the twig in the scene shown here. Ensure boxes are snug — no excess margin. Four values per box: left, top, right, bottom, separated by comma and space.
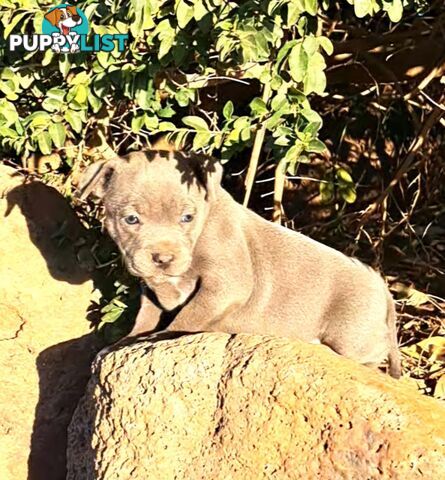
404, 60, 445, 100
360, 101, 445, 223
273, 158, 286, 223
243, 80, 272, 207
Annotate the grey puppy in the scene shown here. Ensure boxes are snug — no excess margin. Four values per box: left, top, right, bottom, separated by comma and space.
79, 149, 401, 378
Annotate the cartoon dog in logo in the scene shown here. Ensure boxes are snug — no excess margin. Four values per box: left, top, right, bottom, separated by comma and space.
44, 5, 82, 53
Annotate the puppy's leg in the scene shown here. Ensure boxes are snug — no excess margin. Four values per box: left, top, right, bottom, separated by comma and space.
127, 291, 163, 337
165, 285, 245, 334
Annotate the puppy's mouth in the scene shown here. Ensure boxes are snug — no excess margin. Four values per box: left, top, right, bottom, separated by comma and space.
124, 257, 191, 281
62, 25, 70, 35
146, 273, 182, 286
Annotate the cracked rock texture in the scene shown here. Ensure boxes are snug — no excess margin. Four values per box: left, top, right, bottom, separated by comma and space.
68, 333, 445, 480
0, 165, 98, 480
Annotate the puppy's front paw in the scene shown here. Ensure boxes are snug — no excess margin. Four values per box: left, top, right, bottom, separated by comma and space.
70, 43, 80, 53
51, 44, 61, 53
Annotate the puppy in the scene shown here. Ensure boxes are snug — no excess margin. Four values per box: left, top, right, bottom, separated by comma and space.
79, 149, 401, 378
44, 5, 82, 53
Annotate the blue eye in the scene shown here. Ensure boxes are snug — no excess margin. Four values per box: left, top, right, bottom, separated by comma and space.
181, 214, 194, 223
124, 215, 139, 225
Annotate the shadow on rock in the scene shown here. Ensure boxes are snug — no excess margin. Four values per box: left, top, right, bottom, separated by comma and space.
28, 334, 101, 480
1, 179, 109, 479
5, 181, 94, 285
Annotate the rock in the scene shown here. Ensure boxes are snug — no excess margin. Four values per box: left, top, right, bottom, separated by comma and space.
0, 165, 99, 480
68, 333, 445, 480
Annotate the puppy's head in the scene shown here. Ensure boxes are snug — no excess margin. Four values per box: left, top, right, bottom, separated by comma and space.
44, 6, 81, 31
77, 150, 223, 283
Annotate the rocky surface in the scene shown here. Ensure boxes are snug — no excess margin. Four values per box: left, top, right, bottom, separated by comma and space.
68, 332, 445, 480
0, 165, 99, 480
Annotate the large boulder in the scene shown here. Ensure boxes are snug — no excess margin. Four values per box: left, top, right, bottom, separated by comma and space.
0, 166, 99, 480
68, 333, 445, 479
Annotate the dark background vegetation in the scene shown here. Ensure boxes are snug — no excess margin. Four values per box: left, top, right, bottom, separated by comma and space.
0, 0, 444, 397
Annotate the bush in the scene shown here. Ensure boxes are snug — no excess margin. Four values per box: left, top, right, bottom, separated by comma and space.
0, 1, 418, 207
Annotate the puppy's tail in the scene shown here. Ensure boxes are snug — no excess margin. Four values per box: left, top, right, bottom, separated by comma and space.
386, 289, 402, 379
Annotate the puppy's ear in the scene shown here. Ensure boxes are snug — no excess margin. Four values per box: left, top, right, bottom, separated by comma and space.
191, 155, 223, 201
76, 160, 117, 200
67, 6, 78, 16
44, 8, 60, 26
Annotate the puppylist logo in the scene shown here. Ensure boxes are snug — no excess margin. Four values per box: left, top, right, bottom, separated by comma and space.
8, 3, 128, 54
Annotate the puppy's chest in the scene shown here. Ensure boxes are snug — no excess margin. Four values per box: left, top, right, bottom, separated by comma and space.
152, 277, 197, 311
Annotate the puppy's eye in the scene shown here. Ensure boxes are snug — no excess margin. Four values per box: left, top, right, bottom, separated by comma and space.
124, 215, 140, 225
180, 214, 194, 223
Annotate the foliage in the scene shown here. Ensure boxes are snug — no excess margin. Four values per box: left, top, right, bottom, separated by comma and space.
0, 0, 419, 203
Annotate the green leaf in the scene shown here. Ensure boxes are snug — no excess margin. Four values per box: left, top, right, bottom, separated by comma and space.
49, 122, 66, 149
193, 131, 212, 149
144, 115, 159, 130
223, 101, 234, 120
158, 121, 176, 131
339, 186, 357, 203
176, 0, 194, 28
303, 36, 318, 56
64, 110, 83, 134
130, 0, 145, 36
307, 138, 326, 152
97, 52, 111, 69
0, 126, 18, 138
37, 131, 52, 155
59, 56, 71, 78
240, 127, 251, 142
42, 98, 63, 113
304, 52, 327, 94
101, 308, 124, 324
276, 40, 298, 70
42, 49, 54, 67
47, 88, 66, 102
73, 85, 88, 104
304, 0, 318, 15
88, 94, 102, 113
304, 121, 321, 137
287, 159, 298, 175
284, 142, 304, 163
158, 106, 176, 118
354, 0, 373, 18
336, 167, 353, 183
300, 108, 323, 125
26, 111, 51, 128
182, 116, 209, 131
156, 19, 175, 59
318, 36, 334, 55
250, 98, 268, 116
194, 1, 208, 21
274, 135, 291, 147
271, 94, 287, 112
4, 11, 28, 38
131, 115, 146, 133
384, 0, 403, 22
288, 0, 303, 25
175, 89, 193, 107
289, 43, 308, 83
0, 99, 19, 126
70, 71, 90, 86
320, 179, 334, 202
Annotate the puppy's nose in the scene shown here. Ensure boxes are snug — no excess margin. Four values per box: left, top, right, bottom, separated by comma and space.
152, 252, 174, 267
72, 15, 80, 21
